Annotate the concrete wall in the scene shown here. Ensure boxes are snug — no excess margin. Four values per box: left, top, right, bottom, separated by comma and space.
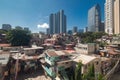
57, 60, 72, 69
75, 43, 97, 54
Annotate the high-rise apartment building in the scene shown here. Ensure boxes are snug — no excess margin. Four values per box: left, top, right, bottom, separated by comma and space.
49, 10, 67, 34
49, 14, 54, 34
84, 27, 88, 33
105, 0, 114, 34
88, 4, 101, 32
78, 29, 84, 33
46, 28, 50, 34
114, 0, 120, 34
15, 26, 23, 30
100, 22, 105, 32
67, 30, 72, 35
73, 26, 78, 33
2, 24, 12, 31
24, 27, 29, 31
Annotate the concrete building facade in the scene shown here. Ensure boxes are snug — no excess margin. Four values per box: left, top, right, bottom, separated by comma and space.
114, 0, 120, 34
73, 26, 78, 33
24, 27, 29, 31
2, 24, 12, 31
105, 0, 114, 34
100, 22, 105, 32
75, 43, 99, 54
49, 10, 67, 34
84, 27, 88, 33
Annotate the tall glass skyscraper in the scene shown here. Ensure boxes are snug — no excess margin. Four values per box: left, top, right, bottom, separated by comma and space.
49, 10, 67, 34
88, 4, 101, 32
49, 14, 54, 34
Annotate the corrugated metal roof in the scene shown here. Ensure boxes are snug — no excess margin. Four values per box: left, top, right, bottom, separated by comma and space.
46, 50, 76, 57
73, 54, 97, 65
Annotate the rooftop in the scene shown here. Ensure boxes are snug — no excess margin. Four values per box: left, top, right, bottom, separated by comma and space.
12, 53, 42, 60
24, 47, 44, 50
72, 54, 97, 65
46, 50, 76, 57
0, 44, 11, 47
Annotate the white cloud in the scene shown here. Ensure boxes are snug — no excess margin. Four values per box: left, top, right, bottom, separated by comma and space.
37, 23, 49, 29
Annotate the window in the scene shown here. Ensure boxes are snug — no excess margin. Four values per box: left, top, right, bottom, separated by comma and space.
66, 62, 69, 64
0, 58, 5, 60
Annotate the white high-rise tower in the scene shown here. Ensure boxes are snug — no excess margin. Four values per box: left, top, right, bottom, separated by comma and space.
105, 0, 114, 34
114, 0, 120, 34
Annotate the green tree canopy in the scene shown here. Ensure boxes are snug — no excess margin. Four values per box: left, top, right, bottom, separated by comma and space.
75, 62, 82, 80
6, 29, 31, 46
0, 29, 8, 34
76, 32, 107, 43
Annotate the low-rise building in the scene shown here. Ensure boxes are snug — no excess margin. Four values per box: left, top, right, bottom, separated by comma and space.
0, 54, 10, 80
23, 47, 44, 56
7, 47, 44, 80
42, 50, 74, 79
75, 43, 99, 54
42, 49, 101, 80
112, 36, 120, 44
72, 53, 101, 79
31, 33, 47, 46
0, 34, 8, 43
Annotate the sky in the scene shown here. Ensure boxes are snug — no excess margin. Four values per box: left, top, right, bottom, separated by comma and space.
0, 0, 105, 33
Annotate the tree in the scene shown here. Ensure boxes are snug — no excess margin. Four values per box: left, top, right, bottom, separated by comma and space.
0, 29, 8, 34
6, 29, 31, 46
82, 64, 95, 80
76, 32, 107, 44
87, 64, 95, 79
75, 62, 82, 80
92, 32, 107, 39
72, 63, 105, 80
99, 42, 108, 48
97, 73, 105, 80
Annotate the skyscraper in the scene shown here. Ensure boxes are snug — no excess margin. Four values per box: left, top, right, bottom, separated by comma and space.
84, 27, 88, 33
15, 26, 23, 30
46, 28, 50, 34
105, 0, 114, 34
49, 14, 54, 34
100, 22, 105, 32
88, 4, 101, 32
24, 27, 29, 31
114, 0, 120, 34
2, 24, 12, 31
73, 26, 78, 33
78, 29, 84, 33
49, 10, 67, 34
